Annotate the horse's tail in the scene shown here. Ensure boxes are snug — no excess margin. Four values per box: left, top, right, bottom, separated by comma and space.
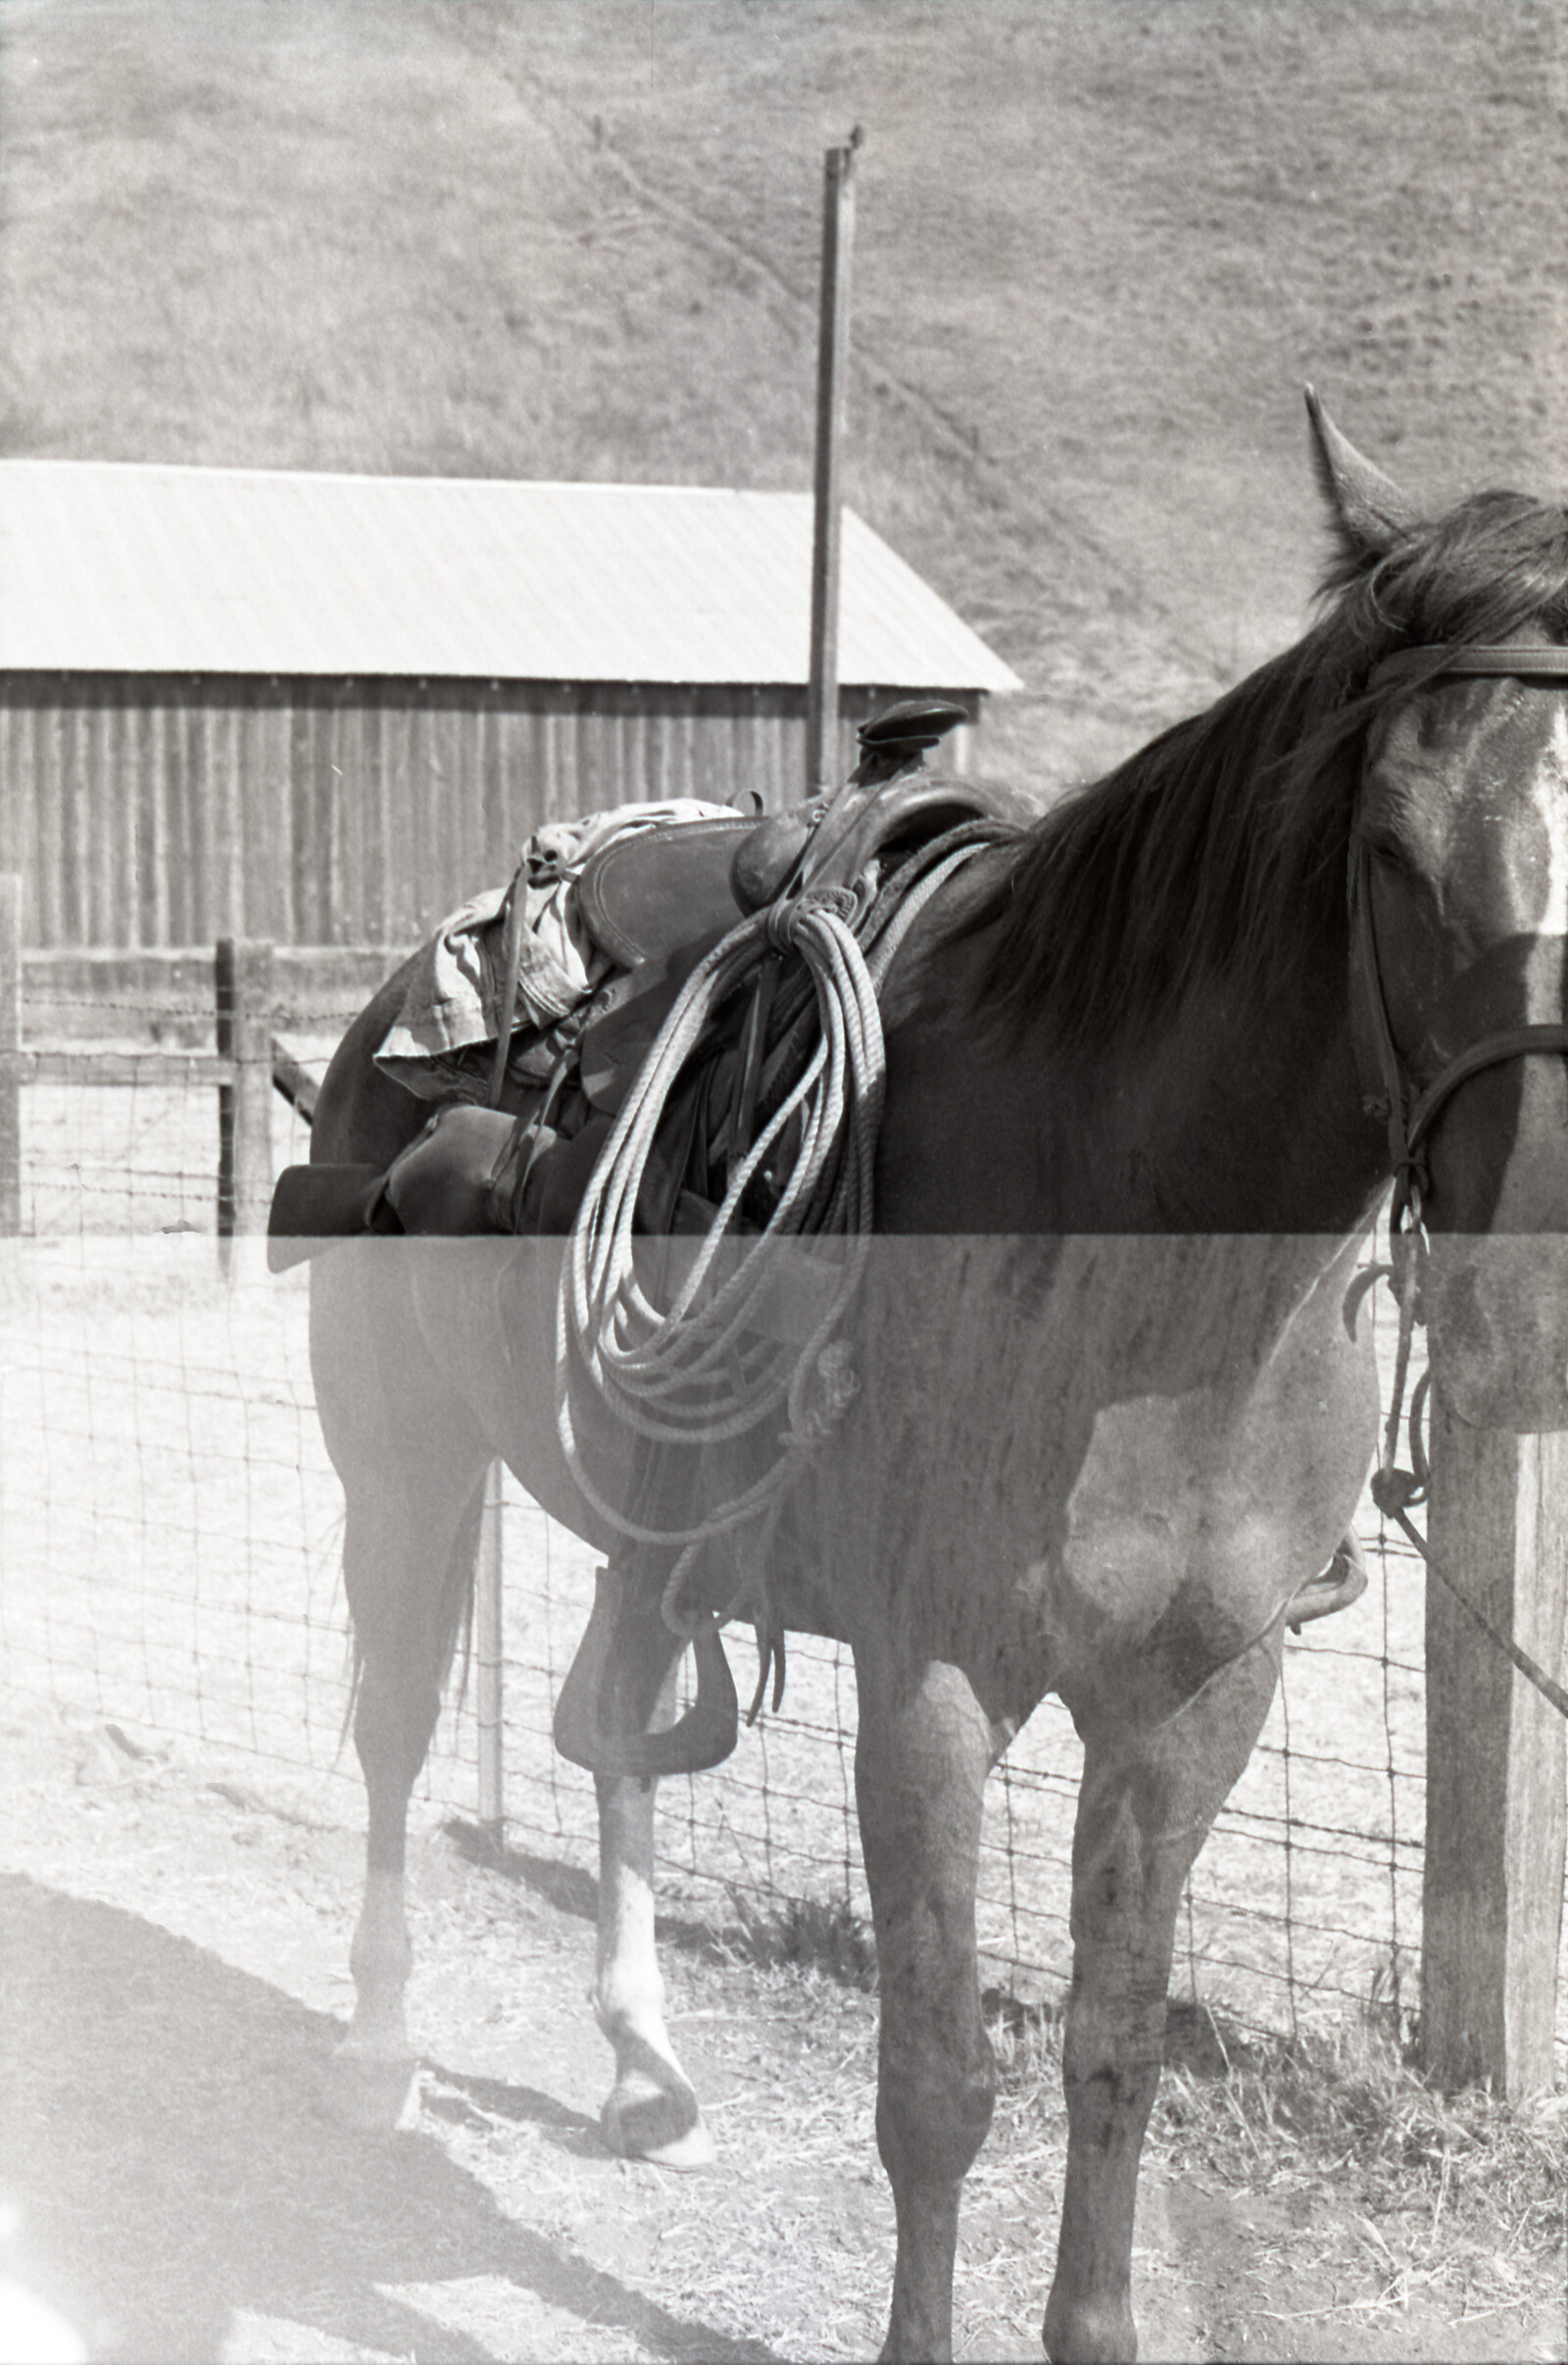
437, 1476, 487, 1713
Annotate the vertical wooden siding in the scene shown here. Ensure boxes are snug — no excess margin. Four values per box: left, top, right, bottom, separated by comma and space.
0, 673, 979, 949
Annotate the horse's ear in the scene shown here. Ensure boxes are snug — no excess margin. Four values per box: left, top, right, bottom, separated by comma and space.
1304, 386, 1421, 562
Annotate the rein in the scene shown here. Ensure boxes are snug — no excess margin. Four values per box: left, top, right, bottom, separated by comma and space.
1355, 640, 1568, 1720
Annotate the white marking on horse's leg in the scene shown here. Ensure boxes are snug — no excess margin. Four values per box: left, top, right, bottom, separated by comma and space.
322, 1867, 419, 2131
347, 1868, 414, 2050
856, 1658, 998, 2365
594, 1771, 713, 2170
322, 1467, 483, 2133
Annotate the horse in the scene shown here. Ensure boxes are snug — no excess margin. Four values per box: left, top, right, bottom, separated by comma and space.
300, 392, 1568, 2363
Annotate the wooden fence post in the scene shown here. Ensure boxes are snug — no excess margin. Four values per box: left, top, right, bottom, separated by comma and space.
476, 1458, 506, 1835
216, 938, 274, 1241
1422, 1387, 1568, 2096
0, 875, 20, 1236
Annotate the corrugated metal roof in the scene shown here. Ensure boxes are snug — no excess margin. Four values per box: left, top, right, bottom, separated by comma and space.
0, 460, 1021, 690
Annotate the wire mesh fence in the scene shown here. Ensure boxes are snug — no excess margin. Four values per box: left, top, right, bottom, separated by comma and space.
0, 967, 1553, 2069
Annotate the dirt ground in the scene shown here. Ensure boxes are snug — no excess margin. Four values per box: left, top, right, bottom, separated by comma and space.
1, 1689, 1561, 2365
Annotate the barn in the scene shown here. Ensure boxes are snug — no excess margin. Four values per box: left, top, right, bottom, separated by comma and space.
0, 461, 1020, 951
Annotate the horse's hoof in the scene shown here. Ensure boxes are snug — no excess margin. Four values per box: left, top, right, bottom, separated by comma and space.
600, 2079, 715, 2170
1042, 2292, 1138, 2365
319, 2043, 421, 2133
626, 2115, 716, 2170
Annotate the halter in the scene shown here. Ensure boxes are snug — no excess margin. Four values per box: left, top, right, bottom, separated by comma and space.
1352, 641, 1568, 1720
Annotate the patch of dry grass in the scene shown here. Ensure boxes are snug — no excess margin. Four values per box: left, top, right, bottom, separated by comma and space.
711, 1888, 879, 1990
671, 1880, 1564, 2296
1153, 2000, 1563, 2265
975, 1974, 1565, 2336
712, 1889, 1565, 2342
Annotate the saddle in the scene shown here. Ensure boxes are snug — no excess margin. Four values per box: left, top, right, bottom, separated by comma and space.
578, 725, 988, 971
573, 707, 991, 1115
269, 700, 992, 1264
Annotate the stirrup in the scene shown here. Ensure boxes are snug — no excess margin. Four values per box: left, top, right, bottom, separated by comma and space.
553, 1566, 739, 1778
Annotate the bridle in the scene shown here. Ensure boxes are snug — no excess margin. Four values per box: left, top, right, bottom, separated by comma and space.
1351, 641, 1568, 1719
1355, 641, 1568, 1235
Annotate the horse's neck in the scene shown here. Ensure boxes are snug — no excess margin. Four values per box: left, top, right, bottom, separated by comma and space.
1112, 972, 1387, 1235
877, 916, 1387, 1239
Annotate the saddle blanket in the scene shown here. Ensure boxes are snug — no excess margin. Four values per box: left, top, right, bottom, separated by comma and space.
374, 799, 736, 1101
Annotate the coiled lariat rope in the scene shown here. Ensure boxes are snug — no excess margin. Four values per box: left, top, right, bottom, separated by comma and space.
555, 823, 1002, 1636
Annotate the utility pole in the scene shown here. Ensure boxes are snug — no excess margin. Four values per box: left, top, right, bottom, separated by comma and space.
805, 127, 861, 797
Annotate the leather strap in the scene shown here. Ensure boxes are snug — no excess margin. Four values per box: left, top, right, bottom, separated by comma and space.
1353, 836, 1568, 1219
487, 866, 531, 1108
783, 773, 886, 902
1405, 1025, 1568, 1158
1354, 644, 1568, 1220
1349, 842, 1411, 1181
1370, 642, 1568, 691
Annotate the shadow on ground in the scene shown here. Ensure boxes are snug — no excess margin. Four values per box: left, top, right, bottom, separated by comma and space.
0, 1873, 781, 2363
443, 1820, 879, 1990
442, 1822, 715, 1956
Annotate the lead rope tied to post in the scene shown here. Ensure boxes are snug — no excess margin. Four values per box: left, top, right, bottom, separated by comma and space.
554, 826, 996, 1640
1348, 813, 1568, 1720
1368, 1181, 1430, 1523
1359, 1190, 1568, 1722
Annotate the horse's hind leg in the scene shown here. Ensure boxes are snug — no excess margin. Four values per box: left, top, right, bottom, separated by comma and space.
1044, 1632, 1283, 2365
310, 1241, 496, 2126
855, 1656, 1000, 2363
590, 1565, 714, 2169
326, 1459, 489, 2129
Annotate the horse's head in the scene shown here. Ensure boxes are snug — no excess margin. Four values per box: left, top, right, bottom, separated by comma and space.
1313, 394, 1568, 1425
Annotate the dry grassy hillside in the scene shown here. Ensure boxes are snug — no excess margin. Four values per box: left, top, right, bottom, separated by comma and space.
1, 0, 1564, 791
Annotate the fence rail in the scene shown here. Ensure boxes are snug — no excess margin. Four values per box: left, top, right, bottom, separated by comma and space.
0, 919, 349, 1239
0, 893, 1561, 2086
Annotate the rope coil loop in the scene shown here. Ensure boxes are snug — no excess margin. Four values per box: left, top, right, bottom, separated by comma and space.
763, 879, 862, 954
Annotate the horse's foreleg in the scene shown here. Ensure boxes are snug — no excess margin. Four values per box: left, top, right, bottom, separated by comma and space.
591, 1565, 714, 2169
856, 1657, 999, 2364
1044, 1632, 1282, 2365
326, 1475, 487, 2130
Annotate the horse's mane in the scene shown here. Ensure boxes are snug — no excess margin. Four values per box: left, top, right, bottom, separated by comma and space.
974, 487, 1568, 1055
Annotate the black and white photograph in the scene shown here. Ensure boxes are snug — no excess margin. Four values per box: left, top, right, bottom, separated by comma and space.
0, 5, 1563, 2358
